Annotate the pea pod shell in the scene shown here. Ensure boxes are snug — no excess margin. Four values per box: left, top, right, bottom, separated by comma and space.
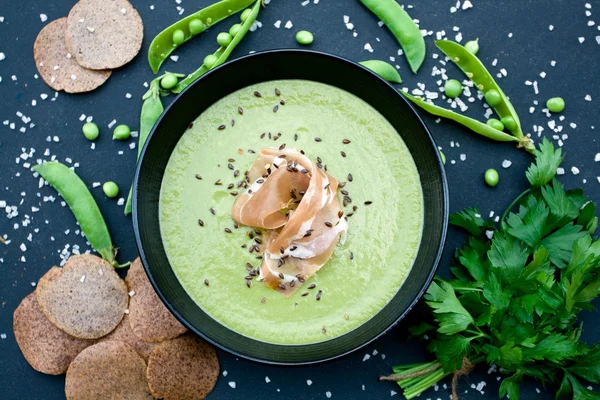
359, 60, 402, 83
435, 40, 523, 139
173, 0, 261, 93
402, 92, 520, 143
359, 0, 425, 74
33, 162, 115, 263
148, 0, 255, 73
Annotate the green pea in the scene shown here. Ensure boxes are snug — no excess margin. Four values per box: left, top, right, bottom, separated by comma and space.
217, 32, 233, 47
295, 30, 314, 45
501, 116, 517, 131
204, 54, 218, 68
465, 38, 479, 55
484, 169, 499, 187
485, 89, 502, 107
188, 19, 204, 35
112, 124, 131, 141
486, 118, 504, 131
439, 150, 446, 165
444, 79, 463, 98
172, 29, 185, 45
103, 181, 119, 198
160, 74, 178, 90
240, 9, 252, 22
229, 23, 242, 37
546, 97, 565, 113
82, 122, 99, 141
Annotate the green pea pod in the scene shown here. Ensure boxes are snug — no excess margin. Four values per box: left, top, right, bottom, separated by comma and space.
359, 60, 402, 83
148, 0, 255, 73
401, 92, 521, 144
435, 40, 524, 140
359, 0, 425, 74
33, 162, 127, 268
124, 78, 165, 215
172, 0, 261, 94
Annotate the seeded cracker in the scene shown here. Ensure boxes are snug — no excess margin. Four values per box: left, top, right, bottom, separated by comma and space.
65, 0, 143, 70
147, 334, 219, 400
65, 341, 152, 400
33, 18, 111, 93
36, 254, 128, 339
126, 258, 187, 342
100, 314, 157, 361
13, 293, 94, 375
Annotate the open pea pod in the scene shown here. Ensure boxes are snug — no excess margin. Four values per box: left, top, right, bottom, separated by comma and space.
148, 0, 255, 73
435, 40, 524, 140
172, 0, 261, 93
33, 162, 128, 268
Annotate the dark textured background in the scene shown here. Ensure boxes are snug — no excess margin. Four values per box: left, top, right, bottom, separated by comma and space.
1, 0, 599, 399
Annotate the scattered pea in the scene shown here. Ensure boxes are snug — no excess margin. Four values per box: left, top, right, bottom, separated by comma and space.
484, 169, 499, 187
295, 30, 314, 45
188, 19, 204, 35
82, 122, 99, 141
172, 29, 185, 45
464, 38, 479, 55
439, 150, 446, 165
484, 89, 502, 107
240, 9, 252, 22
501, 116, 517, 131
546, 97, 565, 113
444, 79, 463, 98
204, 54, 218, 68
229, 23, 242, 37
217, 32, 233, 47
160, 74, 179, 90
486, 118, 505, 131
113, 124, 131, 141
103, 181, 119, 198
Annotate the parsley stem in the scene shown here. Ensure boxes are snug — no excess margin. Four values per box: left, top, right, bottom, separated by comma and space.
500, 187, 536, 230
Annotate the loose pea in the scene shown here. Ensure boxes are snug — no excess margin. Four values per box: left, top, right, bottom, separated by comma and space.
240, 9, 252, 22
204, 54, 218, 68
82, 122, 99, 141
486, 118, 504, 131
160, 74, 178, 90
229, 23, 242, 37
546, 97, 565, 113
484, 169, 499, 187
439, 150, 446, 165
485, 89, 502, 107
113, 124, 131, 140
295, 30, 314, 45
465, 38, 479, 55
172, 29, 185, 45
188, 19, 204, 35
444, 79, 463, 98
501, 116, 517, 131
103, 181, 119, 198
217, 32, 233, 47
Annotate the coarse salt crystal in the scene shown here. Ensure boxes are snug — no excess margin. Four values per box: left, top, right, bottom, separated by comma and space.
579, 37, 585, 43
80, 275, 86, 283
307, 380, 313, 386
585, 94, 592, 101
284, 20, 293, 29
228, 382, 236, 389
274, 20, 281, 28
572, 167, 580, 175
326, 392, 332, 398
502, 160, 512, 168
265, 376, 270, 383
170, 55, 179, 62
40, 14, 48, 22
362, 354, 371, 361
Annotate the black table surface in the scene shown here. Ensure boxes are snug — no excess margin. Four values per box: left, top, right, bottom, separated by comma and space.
1, 0, 599, 399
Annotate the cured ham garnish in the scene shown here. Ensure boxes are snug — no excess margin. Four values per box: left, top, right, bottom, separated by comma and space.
232, 148, 347, 296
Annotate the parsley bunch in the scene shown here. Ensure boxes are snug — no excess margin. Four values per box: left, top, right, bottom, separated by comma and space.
390, 139, 600, 400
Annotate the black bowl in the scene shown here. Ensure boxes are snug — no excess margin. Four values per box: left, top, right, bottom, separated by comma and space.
133, 49, 448, 365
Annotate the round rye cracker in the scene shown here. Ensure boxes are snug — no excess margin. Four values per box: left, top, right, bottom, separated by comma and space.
66, 0, 144, 70
13, 293, 95, 375
33, 18, 111, 93
147, 334, 220, 400
100, 314, 157, 361
65, 341, 152, 400
36, 254, 128, 339
126, 258, 187, 342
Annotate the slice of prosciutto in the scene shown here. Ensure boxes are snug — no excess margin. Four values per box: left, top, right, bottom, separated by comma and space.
232, 147, 347, 296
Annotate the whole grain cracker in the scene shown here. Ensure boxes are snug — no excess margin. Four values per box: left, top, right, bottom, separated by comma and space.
100, 314, 156, 361
65, 0, 143, 70
33, 18, 111, 93
36, 254, 128, 339
13, 293, 95, 375
146, 334, 219, 400
126, 258, 187, 342
65, 341, 152, 400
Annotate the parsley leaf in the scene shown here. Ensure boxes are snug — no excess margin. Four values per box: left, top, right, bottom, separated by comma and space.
569, 347, 600, 384
526, 138, 563, 187
541, 223, 587, 268
506, 196, 549, 247
542, 179, 580, 230
499, 371, 523, 400
488, 233, 529, 282
425, 280, 474, 334
522, 334, 582, 363
430, 335, 472, 371
450, 208, 494, 235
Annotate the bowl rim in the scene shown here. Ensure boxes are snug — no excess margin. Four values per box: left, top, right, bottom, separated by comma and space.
132, 48, 449, 365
